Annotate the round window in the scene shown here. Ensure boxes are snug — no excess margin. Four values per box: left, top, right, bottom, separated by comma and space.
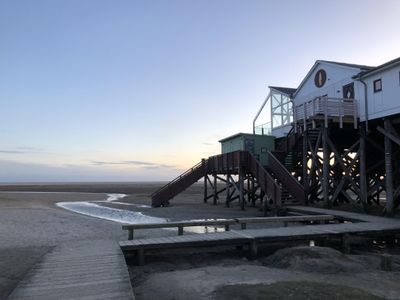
314, 69, 327, 88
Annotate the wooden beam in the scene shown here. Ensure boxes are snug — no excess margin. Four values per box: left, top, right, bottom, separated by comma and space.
239, 168, 245, 210
384, 119, 394, 216
213, 174, 218, 205
322, 127, 330, 208
226, 172, 231, 206
359, 126, 368, 212
377, 126, 400, 146
204, 175, 208, 203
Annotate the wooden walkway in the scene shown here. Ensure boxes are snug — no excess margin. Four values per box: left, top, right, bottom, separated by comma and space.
8, 240, 135, 300
120, 208, 400, 265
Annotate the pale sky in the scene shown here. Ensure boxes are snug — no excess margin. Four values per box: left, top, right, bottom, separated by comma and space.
1, 0, 400, 182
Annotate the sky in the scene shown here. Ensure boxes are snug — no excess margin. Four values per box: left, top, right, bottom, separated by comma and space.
1, 0, 400, 182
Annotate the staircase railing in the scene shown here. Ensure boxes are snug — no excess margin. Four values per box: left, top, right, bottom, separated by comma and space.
267, 151, 305, 204
151, 150, 284, 208
245, 152, 282, 207
151, 160, 206, 206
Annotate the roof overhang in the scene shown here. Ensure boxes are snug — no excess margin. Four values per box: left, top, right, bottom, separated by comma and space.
354, 57, 400, 79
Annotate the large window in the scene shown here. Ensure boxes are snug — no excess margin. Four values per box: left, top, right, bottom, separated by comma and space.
271, 92, 293, 129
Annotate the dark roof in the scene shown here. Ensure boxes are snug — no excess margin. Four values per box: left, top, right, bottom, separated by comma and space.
219, 132, 253, 143
356, 56, 400, 78
318, 60, 374, 70
269, 86, 297, 96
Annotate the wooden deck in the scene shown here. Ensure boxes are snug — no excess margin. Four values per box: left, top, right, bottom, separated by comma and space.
8, 240, 135, 300
120, 208, 400, 265
121, 215, 334, 240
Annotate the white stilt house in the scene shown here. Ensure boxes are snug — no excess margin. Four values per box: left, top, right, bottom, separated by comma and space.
254, 56, 400, 215
255, 57, 400, 137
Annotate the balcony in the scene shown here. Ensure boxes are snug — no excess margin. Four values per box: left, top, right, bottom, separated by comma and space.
294, 97, 358, 130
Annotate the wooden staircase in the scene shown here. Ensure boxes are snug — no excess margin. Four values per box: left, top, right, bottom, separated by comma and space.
151, 161, 207, 207
266, 151, 305, 205
151, 150, 305, 208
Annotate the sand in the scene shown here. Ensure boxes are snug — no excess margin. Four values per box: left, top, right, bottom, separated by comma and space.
1, 183, 400, 299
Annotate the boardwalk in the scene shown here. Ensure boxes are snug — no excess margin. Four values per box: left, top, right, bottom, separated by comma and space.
120, 207, 400, 264
8, 239, 134, 300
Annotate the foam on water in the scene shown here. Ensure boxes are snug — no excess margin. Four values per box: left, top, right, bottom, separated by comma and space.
56, 193, 166, 224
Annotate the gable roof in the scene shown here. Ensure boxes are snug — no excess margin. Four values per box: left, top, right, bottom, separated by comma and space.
269, 86, 297, 97
356, 56, 400, 78
293, 60, 374, 97
318, 60, 374, 71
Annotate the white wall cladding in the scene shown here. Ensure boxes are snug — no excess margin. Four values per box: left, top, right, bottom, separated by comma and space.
363, 66, 400, 120
294, 62, 362, 102
268, 59, 400, 138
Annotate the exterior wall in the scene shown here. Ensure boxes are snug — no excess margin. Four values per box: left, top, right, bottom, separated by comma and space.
363, 66, 400, 121
294, 62, 366, 122
267, 59, 400, 138
221, 136, 244, 153
220, 134, 275, 166
294, 63, 362, 103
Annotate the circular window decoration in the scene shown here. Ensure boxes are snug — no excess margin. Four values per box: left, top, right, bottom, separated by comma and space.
314, 69, 327, 88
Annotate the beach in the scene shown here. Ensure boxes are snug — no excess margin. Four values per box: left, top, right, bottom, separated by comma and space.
1, 183, 400, 299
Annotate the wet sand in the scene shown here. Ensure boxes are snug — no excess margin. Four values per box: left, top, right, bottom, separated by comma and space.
0, 183, 262, 299
1, 183, 400, 299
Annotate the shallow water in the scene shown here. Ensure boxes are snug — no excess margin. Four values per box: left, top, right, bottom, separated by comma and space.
57, 193, 166, 224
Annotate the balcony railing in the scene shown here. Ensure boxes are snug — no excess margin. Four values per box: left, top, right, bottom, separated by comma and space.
254, 122, 272, 135
293, 97, 358, 130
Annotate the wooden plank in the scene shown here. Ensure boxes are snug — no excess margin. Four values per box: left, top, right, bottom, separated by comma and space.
122, 219, 237, 230
9, 240, 134, 300
235, 215, 334, 224
120, 207, 400, 265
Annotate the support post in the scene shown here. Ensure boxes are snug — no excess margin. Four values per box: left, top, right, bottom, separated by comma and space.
239, 169, 245, 210
251, 176, 256, 207
178, 226, 184, 236
204, 175, 208, 203
213, 174, 218, 205
359, 126, 368, 212
322, 127, 331, 208
341, 233, 351, 254
247, 175, 251, 203
384, 119, 394, 216
226, 173, 231, 206
249, 240, 258, 259
302, 129, 308, 189
136, 249, 145, 266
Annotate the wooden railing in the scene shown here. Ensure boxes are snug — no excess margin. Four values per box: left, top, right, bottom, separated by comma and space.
122, 215, 335, 239
151, 151, 283, 208
245, 152, 282, 207
267, 151, 305, 204
294, 97, 358, 129
151, 160, 206, 207
207, 151, 242, 173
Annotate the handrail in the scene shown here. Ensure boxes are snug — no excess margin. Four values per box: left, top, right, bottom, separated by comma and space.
151, 160, 205, 197
246, 151, 282, 207
151, 150, 283, 208
294, 97, 358, 128
267, 151, 305, 204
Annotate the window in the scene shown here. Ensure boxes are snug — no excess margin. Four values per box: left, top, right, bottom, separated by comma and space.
342, 83, 354, 99
271, 92, 293, 129
374, 79, 382, 93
